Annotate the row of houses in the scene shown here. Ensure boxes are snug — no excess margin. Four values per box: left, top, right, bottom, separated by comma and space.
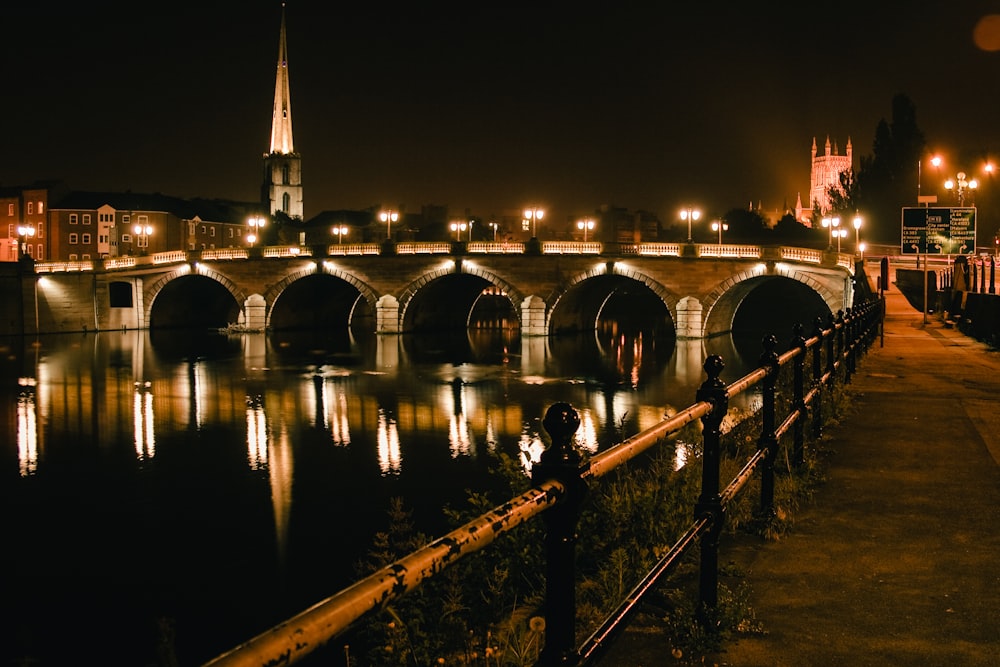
1, 181, 670, 263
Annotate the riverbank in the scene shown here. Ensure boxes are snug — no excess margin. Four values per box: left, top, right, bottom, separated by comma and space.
599, 280, 1000, 665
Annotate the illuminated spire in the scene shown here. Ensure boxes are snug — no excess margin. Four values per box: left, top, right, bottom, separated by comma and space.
269, 3, 294, 155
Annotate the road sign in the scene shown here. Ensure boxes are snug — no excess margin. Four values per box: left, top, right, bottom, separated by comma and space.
900, 207, 976, 254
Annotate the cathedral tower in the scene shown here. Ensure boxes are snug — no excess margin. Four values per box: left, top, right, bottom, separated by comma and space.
262, 4, 303, 220
808, 135, 852, 215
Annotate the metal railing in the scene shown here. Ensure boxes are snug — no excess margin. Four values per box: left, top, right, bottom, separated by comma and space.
202, 297, 883, 667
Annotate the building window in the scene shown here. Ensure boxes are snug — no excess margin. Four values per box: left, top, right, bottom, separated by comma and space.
37, 222, 43, 238
27, 202, 33, 215
122, 234, 132, 243
82, 233, 91, 244
69, 233, 78, 244
82, 214, 91, 225
123, 214, 131, 225
210, 226, 216, 237
282, 164, 290, 184
70, 213, 78, 224
69, 253, 78, 261
7, 204, 12, 216
282, 192, 290, 212
201, 225, 206, 234
188, 222, 195, 236
38, 202, 44, 214
82, 254, 91, 260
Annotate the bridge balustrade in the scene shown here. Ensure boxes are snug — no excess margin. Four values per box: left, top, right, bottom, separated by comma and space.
202, 298, 884, 667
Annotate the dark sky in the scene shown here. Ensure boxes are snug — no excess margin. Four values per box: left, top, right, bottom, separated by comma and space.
4, 1, 1000, 226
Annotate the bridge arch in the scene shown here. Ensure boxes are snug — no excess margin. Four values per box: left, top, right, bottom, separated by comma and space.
144, 266, 246, 330
397, 262, 525, 333
547, 264, 677, 336
265, 264, 379, 331
701, 264, 842, 338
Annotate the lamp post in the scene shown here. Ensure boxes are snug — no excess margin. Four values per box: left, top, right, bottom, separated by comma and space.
333, 225, 348, 244
450, 220, 467, 241
577, 218, 595, 242
489, 221, 499, 242
247, 216, 266, 248
821, 216, 840, 249
918, 154, 942, 203
852, 214, 863, 254
944, 172, 978, 205
859, 241, 867, 262
133, 223, 153, 254
710, 220, 728, 245
679, 207, 701, 243
834, 227, 848, 253
380, 210, 398, 240
524, 207, 544, 239
16, 224, 35, 259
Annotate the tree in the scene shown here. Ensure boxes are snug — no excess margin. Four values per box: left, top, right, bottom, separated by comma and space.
851, 94, 926, 245
720, 207, 769, 242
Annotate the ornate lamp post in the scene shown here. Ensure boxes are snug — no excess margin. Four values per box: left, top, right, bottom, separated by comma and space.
379, 210, 399, 240
247, 216, 266, 247
834, 227, 848, 252
710, 220, 728, 245
489, 221, 499, 242
821, 216, 840, 250
680, 207, 701, 243
16, 224, 35, 259
450, 220, 468, 241
852, 215, 863, 254
332, 225, 348, 244
577, 218, 595, 242
945, 172, 978, 205
524, 207, 544, 239
133, 223, 154, 254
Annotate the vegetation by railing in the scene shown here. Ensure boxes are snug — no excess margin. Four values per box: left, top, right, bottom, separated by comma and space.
202, 298, 883, 667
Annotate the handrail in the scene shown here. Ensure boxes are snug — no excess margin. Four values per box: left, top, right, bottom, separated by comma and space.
202, 296, 884, 667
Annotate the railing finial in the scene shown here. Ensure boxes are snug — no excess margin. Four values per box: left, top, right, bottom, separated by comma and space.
541, 402, 582, 465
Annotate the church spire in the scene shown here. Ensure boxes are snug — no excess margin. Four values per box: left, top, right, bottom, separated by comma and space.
262, 2, 303, 221
269, 3, 294, 155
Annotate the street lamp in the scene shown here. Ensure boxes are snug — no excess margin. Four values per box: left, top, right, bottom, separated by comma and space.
489, 221, 499, 242
577, 218, 595, 242
679, 207, 701, 243
918, 154, 942, 203
247, 216, 266, 248
16, 224, 35, 258
450, 220, 467, 241
710, 220, 728, 245
858, 241, 867, 262
944, 172, 978, 205
524, 207, 544, 238
133, 223, 154, 253
379, 210, 398, 240
852, 214, 863, 254
332, 225, 348, 244
834, 227, 848, 253
821, 216, 840, 249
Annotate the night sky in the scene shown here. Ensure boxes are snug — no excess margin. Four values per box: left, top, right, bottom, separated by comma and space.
4, 1, 1000, 227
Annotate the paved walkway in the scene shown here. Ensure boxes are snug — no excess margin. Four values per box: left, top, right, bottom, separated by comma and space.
600, 281, 1000, 666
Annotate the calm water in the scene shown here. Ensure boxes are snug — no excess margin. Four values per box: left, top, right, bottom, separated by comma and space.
0, 325, 768, 666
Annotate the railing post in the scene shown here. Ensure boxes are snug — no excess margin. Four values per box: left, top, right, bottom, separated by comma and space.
533, 402, 586, 666
791, 323, 807, 467
757, 335, 779, 520
695, 355, 728, 614
812, 316, 825, 438
843, 307, 855, 384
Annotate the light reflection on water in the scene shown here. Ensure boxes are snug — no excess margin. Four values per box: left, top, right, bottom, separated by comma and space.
0, 325, 769, 666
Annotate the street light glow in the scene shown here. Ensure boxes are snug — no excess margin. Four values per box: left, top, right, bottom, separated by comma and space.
679, 207, 701, 243
380, 210, 399, 239
524, 207, 544, 238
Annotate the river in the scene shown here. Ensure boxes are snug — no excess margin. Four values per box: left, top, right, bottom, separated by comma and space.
0, 322, 774, 666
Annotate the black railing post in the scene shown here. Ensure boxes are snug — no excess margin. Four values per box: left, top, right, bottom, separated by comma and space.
757, 335, 779, 520
812, 316, 825, 438
843, 307, 855, 383
791, 323, 807, 467
695, 355, 728, 614
533, 402, 586, 666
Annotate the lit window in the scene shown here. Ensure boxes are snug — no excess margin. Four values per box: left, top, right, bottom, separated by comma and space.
38, 202, 43, 214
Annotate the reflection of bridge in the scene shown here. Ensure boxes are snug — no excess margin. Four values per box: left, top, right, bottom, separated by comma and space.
19, 241, 858, 339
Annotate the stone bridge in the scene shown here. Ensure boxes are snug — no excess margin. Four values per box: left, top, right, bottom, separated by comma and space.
19, 240, 858, 339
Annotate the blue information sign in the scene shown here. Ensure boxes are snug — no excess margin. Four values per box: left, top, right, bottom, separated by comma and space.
900, 207, 976, 254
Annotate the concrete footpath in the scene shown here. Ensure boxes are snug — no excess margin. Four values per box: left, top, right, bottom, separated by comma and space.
601, 282, 1000, 666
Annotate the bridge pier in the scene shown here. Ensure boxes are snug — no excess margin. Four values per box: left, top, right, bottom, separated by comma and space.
521, 295, 547, 336
376, 295, 400, 334
675, 296, 704, 338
